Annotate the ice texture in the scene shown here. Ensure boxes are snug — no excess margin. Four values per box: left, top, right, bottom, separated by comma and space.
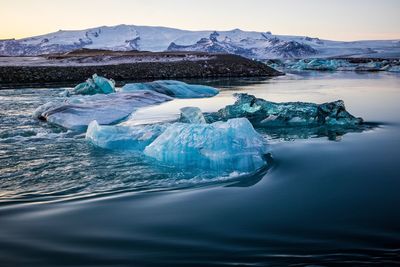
267, 58, 400, 72
144, 118, 268, 173
121, 80, 219, 98
64, 74, 116, 96
387, 65, 400, 73
205, 93, 363, 127
86, 120, 168, 150
34, 91, 172, 131
179, 107, 206, 124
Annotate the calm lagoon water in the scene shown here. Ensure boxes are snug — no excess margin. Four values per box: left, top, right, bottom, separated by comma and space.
0, 72, 399, 266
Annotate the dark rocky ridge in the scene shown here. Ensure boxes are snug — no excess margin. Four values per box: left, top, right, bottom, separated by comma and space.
0, 51, 282, 88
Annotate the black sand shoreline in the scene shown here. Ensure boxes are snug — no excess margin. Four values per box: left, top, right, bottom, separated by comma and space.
0, 52, 282, 89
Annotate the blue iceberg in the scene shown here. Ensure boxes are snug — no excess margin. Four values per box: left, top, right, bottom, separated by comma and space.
86, 120, 168, 150
34, 91, 172, 131
268, 58, 400, 73
64, 74, 116, 96
286, 59, 353, 71
85, 106, 269, 173
144, 118, 268, 173
205, 93, 363, 127
121, 80, 219, 98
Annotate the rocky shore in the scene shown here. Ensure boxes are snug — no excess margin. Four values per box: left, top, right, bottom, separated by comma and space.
0, 50, 282, 88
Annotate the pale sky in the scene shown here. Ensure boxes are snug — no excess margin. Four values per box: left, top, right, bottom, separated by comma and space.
0, 0, 399, 41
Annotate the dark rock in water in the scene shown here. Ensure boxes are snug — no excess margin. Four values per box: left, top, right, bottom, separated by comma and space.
205, 93, 363, 127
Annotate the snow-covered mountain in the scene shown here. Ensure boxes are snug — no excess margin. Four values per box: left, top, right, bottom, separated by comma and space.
1, 24, 399, 59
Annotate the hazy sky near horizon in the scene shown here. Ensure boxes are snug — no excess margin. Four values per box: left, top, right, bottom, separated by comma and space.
1, 0, 399, 41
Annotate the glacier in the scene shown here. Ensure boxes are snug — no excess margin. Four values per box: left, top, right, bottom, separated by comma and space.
143, 118, 268, 173
34, 91, 172, 131
121, 80, 219, 98
205, 93, 363, 127
63, 74, 116, 96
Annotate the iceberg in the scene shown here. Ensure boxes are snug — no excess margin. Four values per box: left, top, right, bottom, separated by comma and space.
387, 65, 400, 73
205, 93, 363, 127
34, 91, 172, 131
269, 58, 400, 73
84, 105, 269, 173
285, 59, 353, 71
121, 80, 219, 98
144, 118, 268, 173
179, 107, 206, 124
63, 74, 116, 96
86, 121, 168, 150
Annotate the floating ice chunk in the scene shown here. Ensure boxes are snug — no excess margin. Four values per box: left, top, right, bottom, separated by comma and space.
144, 118, 268, 173
388, 65, 400, 73
86, 120, 168, 150
205, 93, 363, 127
34, 91, 172, 131
305, 59, 339, 71
355, 62, 384, 72
121, 80, 219, 98
277, 58, 400, 72
180, 107, 206, 124
64, 74, 116, 96
292, 59, 354, 71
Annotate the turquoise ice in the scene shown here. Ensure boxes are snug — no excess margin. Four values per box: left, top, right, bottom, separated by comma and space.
86, 121, 168, 150
205, 93, 363, 127
64, 74, 116, 96
144, 118, 268, 173
85, 108, 269, 173
121, 80, 219, 98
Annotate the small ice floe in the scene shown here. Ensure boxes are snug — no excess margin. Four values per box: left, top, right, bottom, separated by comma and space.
62, 74, 116, 96
121, 80, 219, 98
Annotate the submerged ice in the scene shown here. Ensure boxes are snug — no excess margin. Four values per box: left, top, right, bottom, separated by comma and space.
206, 93, 363, 127
121, 80, 219, 98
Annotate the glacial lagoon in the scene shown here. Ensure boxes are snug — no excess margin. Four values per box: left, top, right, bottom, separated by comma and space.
0, 72, 399, 265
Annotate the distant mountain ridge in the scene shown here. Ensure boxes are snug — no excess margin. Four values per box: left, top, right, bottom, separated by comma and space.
1, 24, 399, 59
